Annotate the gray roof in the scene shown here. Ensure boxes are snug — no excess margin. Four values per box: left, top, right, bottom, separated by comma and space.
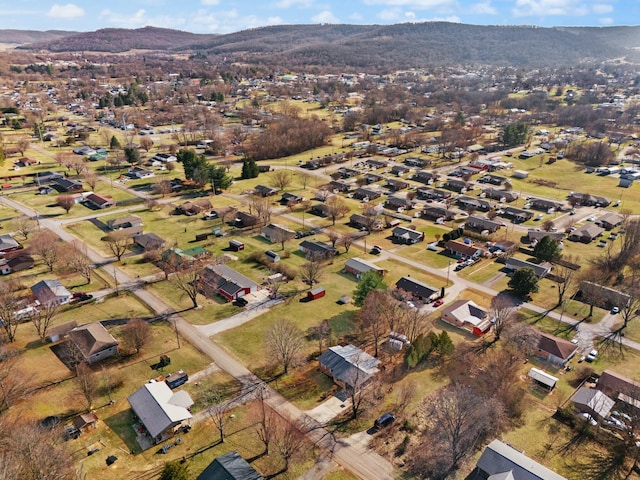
571, 387, 615, 418
392, 226, 423, 240
318, 344, 380, 389
344, 257, 384, 275
127, 381, 193, 439
197, 451, 263, 480
0, 234, 20, 252
505, 258, 552, 278
476, 439, 567, 480
31, 279, 71, 305
204, 264, 258, 291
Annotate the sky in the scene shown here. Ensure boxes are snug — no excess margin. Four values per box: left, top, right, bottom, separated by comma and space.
0, 0, 635, 34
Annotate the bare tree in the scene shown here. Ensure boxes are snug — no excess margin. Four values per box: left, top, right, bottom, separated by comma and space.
74, 363, 99, 411
169, 261, 203, 309
490, 295, 516, 340
11, 216, 36, 240
270, 169, 293, 191
300, 258, 324, 287
83, 170, 98, 190
255, 386, 275, 454
400, 306, 430, 344
69, 157, 87, 176
202, 389, 229, 444
139, 136, 153, 152
28, 303, 58, 343
412, 384, 503, 478
326, 196, 350, 225
270, 227, 295, 250
154, 179, 172, 197
0, 281, 21, 343
249, 195, 272, 225
503, 322, 541, 357
63, 241, 92, 284
554, 260, 578, 306
123, 318, 151, 354
339, 232, 356, 253
216, 206, 238, 226
299, 171, 312, 190
56, 194, 75, 214
0, 347, 29, 413
326, 229, 341, 248
265, 319, 304, 374
105, 230, 130, 261
307, 319, 332, 354
359, 290, 394, 357
17, 138, 30, 156
31, 230, 60, 272
273, 415, 307, 472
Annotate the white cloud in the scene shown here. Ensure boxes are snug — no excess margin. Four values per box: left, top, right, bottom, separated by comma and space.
512, 0, 589, 17
599, 16, 613, 24
190, 10, 284, 33
98, 8, 184, 29
364, 0, 454, 8
274, 0, 313, 7
469, 1, 497, 15
47, 4, 84, 19
592, 3, 613, 14
311, 10, 340, 23
376, 7, 457, 22
201, 0, 220, 5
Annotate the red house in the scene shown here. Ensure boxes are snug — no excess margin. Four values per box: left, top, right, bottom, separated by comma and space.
307, 286, 326, 301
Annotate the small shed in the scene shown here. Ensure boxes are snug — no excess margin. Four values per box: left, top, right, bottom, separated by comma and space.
165, 370, 189, 389
265, 250, 280, 262
528, 367, 558, 391
229, 239, 245, 251
307, 286, 326, 301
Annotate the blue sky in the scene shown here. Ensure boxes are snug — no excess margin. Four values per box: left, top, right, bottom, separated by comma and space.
0, 0, 635, 33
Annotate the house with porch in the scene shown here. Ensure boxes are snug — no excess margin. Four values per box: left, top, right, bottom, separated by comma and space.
31, 279, 71, 306
299, 240, 337, 259
464, 216, 502, 233
395, 276, 439, 303
444, 240, 484, 259
343, 257, 385, 278
199, 264, 259, 301
318, 344, 380, 391
67, 322, 119, 365
440, 300, 493, 336
84, 193, 114, 209
391, 226, 424, 244
534, 331, 578, 365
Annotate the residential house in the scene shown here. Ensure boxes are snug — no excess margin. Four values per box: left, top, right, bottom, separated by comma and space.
363, 173, 383, 184
310, 203, 330, 217
416, 187, 451, 201
483, 188, 518, 202
568, 224, 604, 243
404, 157, 432, 168
16, 157, 38, 167
34, 171, 64, 185
349, 213, 384, 231
84, 193, 115, 209
412, 170, 439, 185
0, 234, 22, 254
440, 300, 493, 336
464, 216, 502, 233
568, 192, 610, 207
505, 257, 552, 278
260, 223, 296, 243
391, 226, 424, 244
570, 387, 615, 420
52, 177, 83, 192
67, 322, 119, 365
421, 206, 455, 222
596, 212, 624, 230
336, 167, 359, 179
280, 192, 304, 205
365, 159, 388, 169
395, 276, 439, 302
328, 180, 352, 193
579, 281, 630, 309
479, 173, 507, 185
390, 165, 411, 176
502, 206, 533, 223
353, 187, 382, 201
200, 264, 259, 301
472, 439, 567, 480
108, 214, 143, 230
597, 370, 640, 408
534, 331, 578, 365
254, 185, 278, 197
134, 233, 166, 251
72, 412, 99, 435
343, 257, 385, 278
46, 320, 78, 343
528, 198, 564, 212
457, 196, 492, 212
385, 178, 409, 191
128, 166, 154, 179
385, 195, 415, 211
128, 381, 193, 444
235, 211, 259, 228
31, 279, 71, 306
318, 344, 380, 390
444, 240, 484, 259
0, 253, 34, 275
299, 240, 337, 259
444, 178, 473, 193
151, 153, 177, 163
160, 246, 208, 268
178, 199, 212, 216
527, 230, 565, 243
196, 451, 263, 480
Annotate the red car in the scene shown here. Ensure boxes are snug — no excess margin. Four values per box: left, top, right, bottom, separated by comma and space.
433, 299, 444, 307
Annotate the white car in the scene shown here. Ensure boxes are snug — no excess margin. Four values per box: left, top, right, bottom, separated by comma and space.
578, 412, 597, 426
586, 216, 596, 221
611, 306, 620, 314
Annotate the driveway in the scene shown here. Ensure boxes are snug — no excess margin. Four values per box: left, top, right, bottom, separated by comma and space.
305, 396, 350, 424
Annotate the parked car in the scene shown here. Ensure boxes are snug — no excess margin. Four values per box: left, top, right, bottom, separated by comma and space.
433, 299, 444, 307
578, 412, 597, 426
374, 412, 396, 429
611, 306, 620, 314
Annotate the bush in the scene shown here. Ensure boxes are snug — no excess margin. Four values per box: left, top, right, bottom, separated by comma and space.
395, 435, 410, 457
273, 263, 297, 280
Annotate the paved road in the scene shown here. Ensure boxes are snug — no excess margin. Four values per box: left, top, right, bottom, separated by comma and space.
0, 195, 394, 480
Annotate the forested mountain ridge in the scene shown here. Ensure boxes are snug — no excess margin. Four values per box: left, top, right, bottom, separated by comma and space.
11, 22, 640, 67
0, 29, 76, 45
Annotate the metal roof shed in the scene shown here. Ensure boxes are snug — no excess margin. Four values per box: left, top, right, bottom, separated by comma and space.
528, 367, 558, 390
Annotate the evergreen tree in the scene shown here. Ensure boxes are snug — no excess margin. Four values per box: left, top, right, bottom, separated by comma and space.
159, 461, 189, 480
241, 159, 259, 179
533, 236, 561, 261
124, 146, 141, 165
110, 135, 121, 150
353, 271, 387, 307
508, 267, 539, 297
